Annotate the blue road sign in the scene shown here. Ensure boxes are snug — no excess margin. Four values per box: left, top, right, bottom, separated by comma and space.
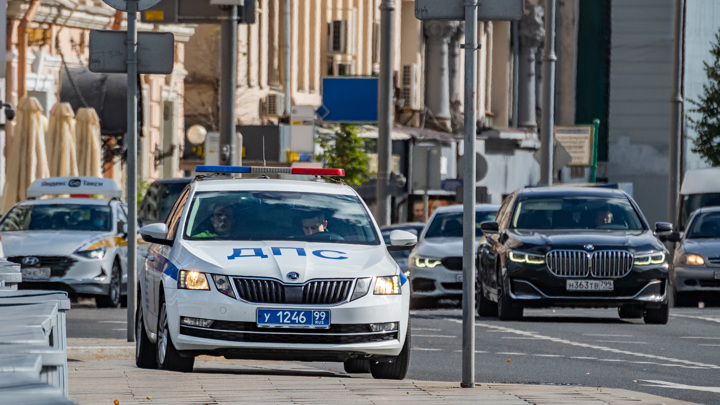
319, 77, 378, 123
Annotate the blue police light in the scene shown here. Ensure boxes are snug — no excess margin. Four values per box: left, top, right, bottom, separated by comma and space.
196, 165, 344, 176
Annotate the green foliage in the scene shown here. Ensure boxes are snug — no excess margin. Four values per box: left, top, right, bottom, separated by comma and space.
688, 31, 720, 166
137, 177, 151, 207
315, 124, 371, 186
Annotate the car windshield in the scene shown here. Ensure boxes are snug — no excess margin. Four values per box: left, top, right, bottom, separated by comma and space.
0, 204, 112, 232
184, 191, 379, 244
424, 210, 498, 238
510, 196, 644, 231
685, 212, 720, 239
680, 193, 720, 230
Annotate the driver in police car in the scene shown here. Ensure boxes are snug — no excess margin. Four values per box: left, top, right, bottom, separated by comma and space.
194, 201, 237, 238
301, 211, 328, 236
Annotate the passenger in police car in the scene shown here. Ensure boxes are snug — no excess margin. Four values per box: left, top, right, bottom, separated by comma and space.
193, 202, 237, 238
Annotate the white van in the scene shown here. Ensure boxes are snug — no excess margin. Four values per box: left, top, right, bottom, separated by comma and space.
677, 168, 720, 230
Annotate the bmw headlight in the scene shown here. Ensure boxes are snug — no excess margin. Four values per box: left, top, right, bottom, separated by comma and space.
179, 270, 210, 290
634, 252, 666, 266
678, 254, 705, 266
508, 251, 545, 264
374, 276, 400, 295
75, 246, 106, 260
413, 255, 442, 268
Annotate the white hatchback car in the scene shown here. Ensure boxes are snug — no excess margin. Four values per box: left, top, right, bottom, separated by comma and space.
136, 166, 416, 379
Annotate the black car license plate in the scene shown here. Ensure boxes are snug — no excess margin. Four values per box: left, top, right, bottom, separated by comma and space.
257, 309, 330, 329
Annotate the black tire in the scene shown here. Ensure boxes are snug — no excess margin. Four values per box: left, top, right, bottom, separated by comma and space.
476, 278, 497, 317
135, 303, 157, 369
643, 302, 669, 325
497, 273, 522, 321
618, 305, 643, 319
370, 323, 410, 380
157, 300, 195, 372
344, 359, 371, 374
96, 261, 121, 308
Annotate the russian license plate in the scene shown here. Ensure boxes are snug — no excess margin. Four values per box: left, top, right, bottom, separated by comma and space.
566, 279, 613, 291
257, 309, 330, 329
21, 267, 51, 279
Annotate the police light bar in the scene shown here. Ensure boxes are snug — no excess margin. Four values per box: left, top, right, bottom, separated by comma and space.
196, 165, 345, 176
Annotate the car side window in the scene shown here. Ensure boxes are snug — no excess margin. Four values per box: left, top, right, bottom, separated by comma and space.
165, 187, 191, 240
496, 194, 515, 228
116, 204, 128, 231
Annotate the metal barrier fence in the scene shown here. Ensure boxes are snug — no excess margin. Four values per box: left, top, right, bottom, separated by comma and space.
0, 261, 74, 404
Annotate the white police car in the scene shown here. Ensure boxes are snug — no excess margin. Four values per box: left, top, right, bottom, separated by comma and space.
0, 177, 132, 307
136, 166, 417, 379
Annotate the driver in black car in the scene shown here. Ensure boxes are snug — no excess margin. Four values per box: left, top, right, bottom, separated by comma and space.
301, 211, 328, 236
595, 208, 614, 227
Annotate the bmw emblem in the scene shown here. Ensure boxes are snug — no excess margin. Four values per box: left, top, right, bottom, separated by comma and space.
584, 244, 595, 251
22, 256, 40, 266
286, 272, 300, 280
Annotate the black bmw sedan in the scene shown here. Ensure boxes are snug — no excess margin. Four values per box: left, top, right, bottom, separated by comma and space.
476, 187, 673, 324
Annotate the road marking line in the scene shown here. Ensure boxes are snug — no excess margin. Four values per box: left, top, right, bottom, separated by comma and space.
414, 334, 455, 338
112, 328, 127, 331
569, 356, 597, 360
497, 352, 526, 356
533, 354, 564, 358
680, 336, 720, 340
462, 319, 720, 369
595, 340, 646, 344
640, 380, 720, 393
583, 334, 633, 337
412, 328, 442, 331
671, 314, 720, 323
503, 337, 541, 340
413, 348, 442, 351
698, 344, 720, 347
99, 321, 127, 324
453, 350, 490, 354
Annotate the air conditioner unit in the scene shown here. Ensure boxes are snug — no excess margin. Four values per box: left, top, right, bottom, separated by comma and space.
328, 20, 348, 54
265, 93, 285, 117
400, 64, 417, 109
333, 62, 354, 76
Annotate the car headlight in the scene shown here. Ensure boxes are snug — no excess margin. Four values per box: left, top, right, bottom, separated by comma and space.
679, 254, 705, 266
351, 277, 372, 301
211, 274, 235, 298
508, 251, 545, 264
179, 270, 210, 290
374, 276, 400, 295
634, 252, 666, 266
413, 256, 442, 268
75, 246, 106, 260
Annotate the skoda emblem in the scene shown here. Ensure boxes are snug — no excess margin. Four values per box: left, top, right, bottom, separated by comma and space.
584, 244, 595, 251
22, 256, 40, 266
286, 272, 300, 280
68, 179, 81, 187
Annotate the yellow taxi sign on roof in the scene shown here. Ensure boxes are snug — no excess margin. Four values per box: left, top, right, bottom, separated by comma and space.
27, 177, 122, 199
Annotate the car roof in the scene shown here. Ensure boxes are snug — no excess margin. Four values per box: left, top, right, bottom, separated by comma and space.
151, 177, 193, 185
192, 178, 356, 195
432, 203, 500, 214
518, 186, 627, 198
15, 198, 119, 207
692, 206, 720, 215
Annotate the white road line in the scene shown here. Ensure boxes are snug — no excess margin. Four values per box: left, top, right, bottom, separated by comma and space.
569, 356, 597, 360
99, 321, 127, 324
412, 328, 442, 331
640, 380, 720, 393
671, 314, 720, 323
680, 336, 720, 340
595, 340, 646, 344
533, 354, 564, 358
112, 328, 127, 331
413, 348, 442, 352
503, 337, 541, 340
698, 344, 720, 347
497, 352, 526, 356
457, 319, 720, 370
453, 350, 489, 354
414, 334, 456, 338
597, 359, 624, 362
582, 334, 633, 337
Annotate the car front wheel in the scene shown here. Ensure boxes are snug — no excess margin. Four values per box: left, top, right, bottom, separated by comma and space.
476, 278, 497, 317
643, 302, 669, 325
96, 261, 121, 308
370, 323, 410, 380
497, 272, 522, 321
157, 300, 195, 372
135, 301, 157, 369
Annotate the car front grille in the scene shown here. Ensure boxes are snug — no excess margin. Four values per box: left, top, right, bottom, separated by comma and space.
7, 256, 77, 278
546, 250, 633, 278
708, 257, 720, 265
180, 321, 397, 344
441, 256, 463, 271
233, 277, 353, 305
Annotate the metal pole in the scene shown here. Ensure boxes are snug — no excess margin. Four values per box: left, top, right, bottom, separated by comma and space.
283, 0, 291, 116
669, 0, 684, 223
511, 21, 519, 128
126, 0, 138, 342
540, 0, 557, 185
376, 0, 395, 226
221, 6, 238, 165
461, 0, 477, 389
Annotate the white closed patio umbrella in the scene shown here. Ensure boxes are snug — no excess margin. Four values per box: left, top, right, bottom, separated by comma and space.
1, 97, 50, 212
47, 102, 79, 177
75, 107, 102, 178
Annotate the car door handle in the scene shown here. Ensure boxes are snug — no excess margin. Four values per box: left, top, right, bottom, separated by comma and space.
147, 255, 156, 262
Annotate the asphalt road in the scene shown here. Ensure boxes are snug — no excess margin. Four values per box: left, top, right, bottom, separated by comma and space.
67, 298, 720, 404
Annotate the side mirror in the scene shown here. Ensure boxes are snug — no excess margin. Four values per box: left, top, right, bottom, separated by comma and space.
140, 223, 172, 246
480, 221, 500, 235
654, 222, 673, 235
387, 230, 417, 252
665, 231, 682, 243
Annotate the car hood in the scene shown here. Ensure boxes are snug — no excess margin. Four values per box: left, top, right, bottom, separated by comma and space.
1, 231, 115, 256
507, 229, 664, 254
176, 241, 397, 283
680, 238, 720, 258
413, 237, 463, 258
